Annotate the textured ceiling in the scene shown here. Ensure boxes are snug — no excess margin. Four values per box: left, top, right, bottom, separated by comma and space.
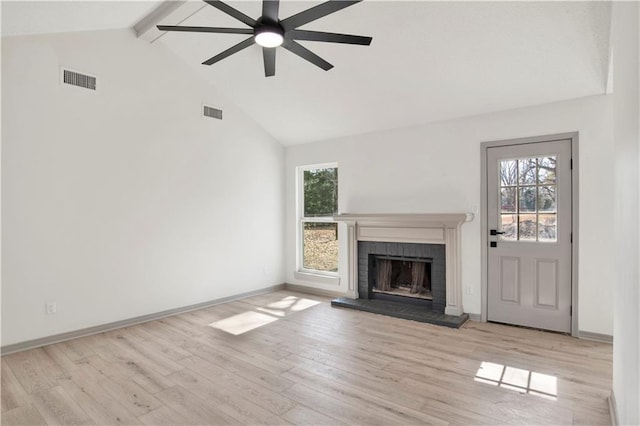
2, 1, 612, 146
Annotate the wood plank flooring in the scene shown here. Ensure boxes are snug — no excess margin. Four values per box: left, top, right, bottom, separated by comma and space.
1, 290, 612, 425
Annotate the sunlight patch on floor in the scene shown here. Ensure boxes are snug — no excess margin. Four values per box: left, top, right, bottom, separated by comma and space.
474, 361, 558, 401
256, 307, 287, 317
290, 297, 322, 311
266, 295, 321, 312
209, 296, 321, 335
209, 311, 278, 335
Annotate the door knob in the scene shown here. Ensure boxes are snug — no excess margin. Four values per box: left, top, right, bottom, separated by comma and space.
490, 229, 505, 236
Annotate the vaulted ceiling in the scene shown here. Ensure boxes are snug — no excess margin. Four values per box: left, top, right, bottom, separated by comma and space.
1, 1, 162, 36
2, 1, 612, 146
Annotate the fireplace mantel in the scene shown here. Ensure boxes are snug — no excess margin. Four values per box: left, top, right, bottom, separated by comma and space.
334, 213, 470, 316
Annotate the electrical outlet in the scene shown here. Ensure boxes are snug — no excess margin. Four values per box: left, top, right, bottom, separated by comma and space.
465, 287, 474, 295
46, 302, 57, 314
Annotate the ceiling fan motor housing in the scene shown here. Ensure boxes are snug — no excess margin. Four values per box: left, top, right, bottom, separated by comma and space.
254, 18, 284, 47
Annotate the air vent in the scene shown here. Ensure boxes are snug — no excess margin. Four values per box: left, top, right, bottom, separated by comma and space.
62, 69, 97, 91
203, 105, 223, 120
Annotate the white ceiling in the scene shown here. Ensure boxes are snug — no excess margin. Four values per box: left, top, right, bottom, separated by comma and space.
2, 1, 612, 146
1, 1, 162, 37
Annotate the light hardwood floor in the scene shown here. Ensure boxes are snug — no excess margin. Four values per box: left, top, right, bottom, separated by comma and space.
2, 290, 612, 425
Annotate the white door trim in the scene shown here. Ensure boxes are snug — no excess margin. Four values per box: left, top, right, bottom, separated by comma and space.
480, 132, 579, 336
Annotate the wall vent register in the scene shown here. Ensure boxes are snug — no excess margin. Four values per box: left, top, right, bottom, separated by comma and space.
62, 69, 97, 91
203, 105, 223, 120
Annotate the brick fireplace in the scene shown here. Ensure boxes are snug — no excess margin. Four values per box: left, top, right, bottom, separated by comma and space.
333, 213, 469, 317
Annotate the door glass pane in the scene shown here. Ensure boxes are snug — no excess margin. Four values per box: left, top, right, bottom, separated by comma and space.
500, 214, 517, 240
519, 214, 537, 241
518, 159, 536, 185
519, 187, 536, 212
500, 160, 518, 186
537, 157, 556, 184
538, 214, 557, 242
303, 222, 338, 272
501, 188, 516, 213
538, 186, 556, 212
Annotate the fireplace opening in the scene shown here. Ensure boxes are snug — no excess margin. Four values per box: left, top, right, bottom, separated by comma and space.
373, 256, 432, 300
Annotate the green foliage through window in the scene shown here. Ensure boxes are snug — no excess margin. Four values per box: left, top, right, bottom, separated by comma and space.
304, 168, 338, 217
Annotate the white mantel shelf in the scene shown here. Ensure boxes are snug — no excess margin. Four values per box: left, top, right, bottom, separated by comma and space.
334, 213, 471, 317
334, 213, 470, 226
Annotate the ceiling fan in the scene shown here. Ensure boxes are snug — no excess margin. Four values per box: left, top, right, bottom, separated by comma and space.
157, 0, 372, 77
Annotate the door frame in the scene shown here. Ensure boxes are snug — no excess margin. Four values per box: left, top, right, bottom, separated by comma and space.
480, 132, 579, 336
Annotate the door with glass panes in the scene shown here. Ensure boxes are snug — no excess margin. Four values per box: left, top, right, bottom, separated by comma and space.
487, 139, 572, 333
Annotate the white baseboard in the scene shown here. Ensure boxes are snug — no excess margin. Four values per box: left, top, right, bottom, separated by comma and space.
1, 284, 285, 355
466, 313, 482, 322
608, 390, 619, 426
578, 330, 613, 343
284, 283, 347, 298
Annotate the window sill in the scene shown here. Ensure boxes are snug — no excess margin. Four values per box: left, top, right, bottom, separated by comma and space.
294, 271, 340, 286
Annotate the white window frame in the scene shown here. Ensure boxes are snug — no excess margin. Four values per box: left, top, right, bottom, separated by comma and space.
296, 162, 339, 277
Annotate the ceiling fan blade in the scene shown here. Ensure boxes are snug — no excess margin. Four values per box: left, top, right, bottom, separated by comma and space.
263, 47, 276, 77
202, 37, 256, 66
203, 0, 257, 27
262, 0, 280, 22
157, 25, 253, 35
282, 40, 333, 71
288, 29, 371, 45
280, 0, 361, 31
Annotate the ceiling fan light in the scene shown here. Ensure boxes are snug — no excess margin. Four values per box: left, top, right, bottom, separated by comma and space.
255, 30, 283, 48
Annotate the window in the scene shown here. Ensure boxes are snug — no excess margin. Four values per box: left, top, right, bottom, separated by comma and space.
297, 164, 338, 274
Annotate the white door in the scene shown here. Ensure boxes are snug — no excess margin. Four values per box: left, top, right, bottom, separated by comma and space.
487, 139, 572, 333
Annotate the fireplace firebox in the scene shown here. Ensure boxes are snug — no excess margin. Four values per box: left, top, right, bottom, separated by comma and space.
372, 256, 432, 300
359, 241, 446, 312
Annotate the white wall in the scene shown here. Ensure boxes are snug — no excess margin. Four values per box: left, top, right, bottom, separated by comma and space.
1, 29, 285, 347
612, 2, 640, 424
285, 94, 614, 335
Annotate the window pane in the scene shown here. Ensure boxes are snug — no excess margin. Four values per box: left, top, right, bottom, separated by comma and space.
518, 159, 536, 185
304, 168, 338, 217
538, 214, 557, 242
303, 222, 338, 272
538, 186, 556, 212
519, 214, 537, 241
537, 157, 556, 184
500, 160, 518, 186
500, 214, 517, 241
501, 187, 516, 213
519, 187, 536, 212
